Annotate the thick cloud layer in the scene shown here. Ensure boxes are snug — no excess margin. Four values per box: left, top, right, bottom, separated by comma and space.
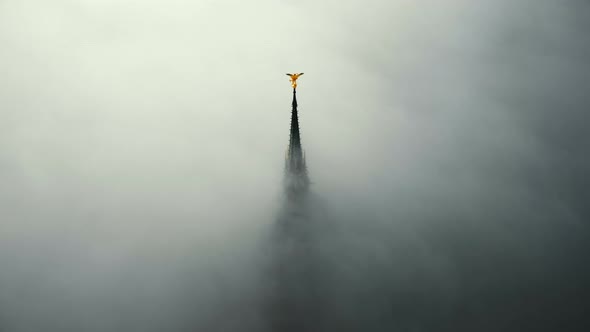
1, 0, 589, 331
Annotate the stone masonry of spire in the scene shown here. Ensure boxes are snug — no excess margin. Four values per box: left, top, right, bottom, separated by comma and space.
285, 88, 309, 194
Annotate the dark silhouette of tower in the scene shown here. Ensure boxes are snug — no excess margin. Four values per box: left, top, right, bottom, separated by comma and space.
285, 88, 309, 196
269, 86, 323, 332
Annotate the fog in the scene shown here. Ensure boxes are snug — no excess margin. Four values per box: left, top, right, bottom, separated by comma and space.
1, 0, 589, 331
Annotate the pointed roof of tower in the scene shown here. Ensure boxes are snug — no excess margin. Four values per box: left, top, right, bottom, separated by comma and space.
285, 88, 309, 195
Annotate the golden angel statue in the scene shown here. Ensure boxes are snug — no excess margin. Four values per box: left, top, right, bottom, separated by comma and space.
286, 73, 304, 89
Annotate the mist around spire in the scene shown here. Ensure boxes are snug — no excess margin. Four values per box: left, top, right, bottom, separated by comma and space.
268, 84, 325, 332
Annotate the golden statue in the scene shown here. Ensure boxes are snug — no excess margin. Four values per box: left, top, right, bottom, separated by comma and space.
286, 73, 304, 89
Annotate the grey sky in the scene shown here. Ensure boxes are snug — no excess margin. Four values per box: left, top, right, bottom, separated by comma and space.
1, 0, 589, 331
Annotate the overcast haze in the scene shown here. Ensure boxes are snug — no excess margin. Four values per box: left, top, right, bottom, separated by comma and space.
1, 0, 589, 331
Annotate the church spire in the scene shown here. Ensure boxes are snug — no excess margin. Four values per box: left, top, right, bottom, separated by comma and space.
285, 87, 309, 195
